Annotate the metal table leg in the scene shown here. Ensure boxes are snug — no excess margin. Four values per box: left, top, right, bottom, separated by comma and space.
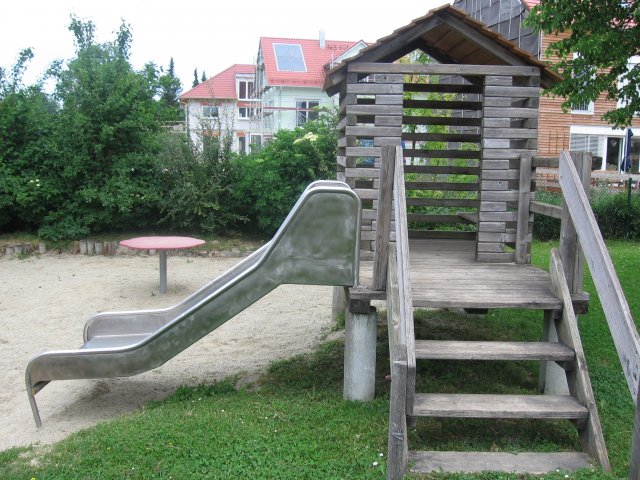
159, 250, 167, 293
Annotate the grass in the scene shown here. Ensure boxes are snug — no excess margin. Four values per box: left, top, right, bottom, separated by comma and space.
0, 240, 638, 479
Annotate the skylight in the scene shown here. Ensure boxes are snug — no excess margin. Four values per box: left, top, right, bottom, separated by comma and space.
273, 43, 306, 72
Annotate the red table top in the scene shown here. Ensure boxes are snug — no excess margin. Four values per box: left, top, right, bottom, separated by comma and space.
119, 236, 205, 250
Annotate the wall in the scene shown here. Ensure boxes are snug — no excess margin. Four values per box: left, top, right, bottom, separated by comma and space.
261, 86, 338, 134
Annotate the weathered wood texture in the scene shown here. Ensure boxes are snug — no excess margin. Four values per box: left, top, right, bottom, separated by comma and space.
558, 151, 640, 478
478, 72, 539, 262
415, 340, 574, 361
387, 345, 408, 480
373, 146, 396, 290
549, 249, 610, 470
392, 146, 416, 415
408, 451, 591, 475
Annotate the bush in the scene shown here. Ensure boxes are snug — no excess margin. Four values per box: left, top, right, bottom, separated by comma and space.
234, 112, 337, 235
158, 134, 245, 233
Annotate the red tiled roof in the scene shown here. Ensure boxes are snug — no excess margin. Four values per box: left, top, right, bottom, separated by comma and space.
522, 0, 540, 9
259, 37, 364, 88
180, 64, 255, 101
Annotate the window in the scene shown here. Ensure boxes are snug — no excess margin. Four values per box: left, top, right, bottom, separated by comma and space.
238, 107, 255, 119
202, 106, 218, 118
570, 133, 604, 169
296, 100, 319, 126
250, 134, 262, 152
570, 53, 594, 114
274, 43, 306, 72
237, 80, 254, 100
238, 136, 246, 154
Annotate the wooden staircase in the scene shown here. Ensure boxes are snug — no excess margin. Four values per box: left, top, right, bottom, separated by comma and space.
387, 249, 610, 477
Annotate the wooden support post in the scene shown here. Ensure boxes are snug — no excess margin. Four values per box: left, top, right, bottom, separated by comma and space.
630, 389, 640, 480
373, 145, 396, 290
344, 305, 377, 401
516, 154, 532, 264
331, 286, 348, 325
559, 151, 592, 293
387, 347, 408, 480
539, 309, 569, 395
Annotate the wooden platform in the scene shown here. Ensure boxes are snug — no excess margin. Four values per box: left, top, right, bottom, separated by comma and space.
355, 239, 585, 311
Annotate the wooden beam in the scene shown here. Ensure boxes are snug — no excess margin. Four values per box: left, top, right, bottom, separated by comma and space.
348, 63, 539, 77
373, 146, 395, 291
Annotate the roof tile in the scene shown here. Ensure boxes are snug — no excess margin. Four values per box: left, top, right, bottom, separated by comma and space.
180, 64, 255, 101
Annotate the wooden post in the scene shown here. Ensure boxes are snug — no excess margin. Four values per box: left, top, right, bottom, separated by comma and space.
331, 286, 348, 325
630, 389, 640, 479
559, 151, 591, 293
516, 154, 532, 264
387, 347, 408, 480
373, 145, 396, 290
344, 305, 377, 401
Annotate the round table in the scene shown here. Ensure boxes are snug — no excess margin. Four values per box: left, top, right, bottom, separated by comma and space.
119, 236, 205, 293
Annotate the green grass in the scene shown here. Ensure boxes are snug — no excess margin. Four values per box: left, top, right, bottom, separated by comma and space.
0, 240, 638, 479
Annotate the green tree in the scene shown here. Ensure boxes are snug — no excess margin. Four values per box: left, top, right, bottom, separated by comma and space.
201, 70, 207, 82
0, 49, 62, 232
192, 68, 199, 87
39, 16, 165, 239
158, 57, 182, 122
527, 1, 640, 126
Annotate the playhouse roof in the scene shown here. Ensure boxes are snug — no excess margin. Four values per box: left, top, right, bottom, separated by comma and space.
180, 64, 255, 101
323, 4, 560, 95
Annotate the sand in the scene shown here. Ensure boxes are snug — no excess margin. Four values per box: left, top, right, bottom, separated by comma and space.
0, 251, 335, 452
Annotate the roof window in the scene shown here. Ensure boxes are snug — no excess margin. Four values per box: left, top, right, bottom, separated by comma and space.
273, 43, 306, 72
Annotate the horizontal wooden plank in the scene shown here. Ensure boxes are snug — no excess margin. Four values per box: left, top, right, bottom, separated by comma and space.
483, 128, 538, 139
409, 230, 476, 240
345, 147, 381, 157
478, 232, 517, 242
403, 115, 482, 127
404, 82, 483, 94
346, 104, 403, 115
344, 168, 379, 179
532, 156, 560, 168
530, 201, 563, 219
413, 393, 588, 419
402, 132, 481, 143
353, 188, 378, 200
346, 83, 403, 94
375, 115, 402, 126
480, 191, 520, 201
349, 63, 540, 77
408, 451, 591, 475
407, 198, 478, 207
405, 181, 478, 191
481, 170, 521, 180
415, 340, 574, 361
484, 86, 540, 98
483, 106, 539, 118
404, 99, 482, 110
403, 165, 480, 175
478, 211, 519, 222
345, 125, 401, 136
404, 149, 481, 159
407, 214, 474, 224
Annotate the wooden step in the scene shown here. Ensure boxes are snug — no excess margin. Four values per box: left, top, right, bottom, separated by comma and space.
408, 451, 592, 474
415, 340, 575, 362
413, 394, 588, 419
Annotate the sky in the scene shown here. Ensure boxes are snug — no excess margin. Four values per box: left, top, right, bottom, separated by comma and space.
1, 0, 450, 93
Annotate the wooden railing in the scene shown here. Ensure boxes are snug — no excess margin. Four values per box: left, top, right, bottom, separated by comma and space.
385, 145, 415, 480
557, 151, 640, 479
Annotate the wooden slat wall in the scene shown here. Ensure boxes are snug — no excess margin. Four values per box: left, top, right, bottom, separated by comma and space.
342, 66, 403, 261
402, 78, 481, 241
478, 72, 539, 262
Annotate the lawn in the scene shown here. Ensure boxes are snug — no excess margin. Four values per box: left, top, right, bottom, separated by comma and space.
0, 240, 638, 479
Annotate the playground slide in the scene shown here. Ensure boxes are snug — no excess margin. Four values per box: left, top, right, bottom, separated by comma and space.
26, 181, 361, 427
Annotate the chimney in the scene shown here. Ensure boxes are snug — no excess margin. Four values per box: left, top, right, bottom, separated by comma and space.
319, 29, 326, 49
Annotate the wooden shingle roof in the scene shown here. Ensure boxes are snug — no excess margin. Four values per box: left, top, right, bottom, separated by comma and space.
323, 4, 560, 95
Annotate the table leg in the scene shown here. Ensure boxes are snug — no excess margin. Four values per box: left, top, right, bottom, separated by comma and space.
159, 250, 167, 293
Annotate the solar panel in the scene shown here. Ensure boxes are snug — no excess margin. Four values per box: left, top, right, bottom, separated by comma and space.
274, 43, 306, 72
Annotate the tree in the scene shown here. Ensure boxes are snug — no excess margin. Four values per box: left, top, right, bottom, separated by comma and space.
201, 70, 207, 82
158, 57, 182, 122
192, 68, 199, 87
527, 1, 640, 127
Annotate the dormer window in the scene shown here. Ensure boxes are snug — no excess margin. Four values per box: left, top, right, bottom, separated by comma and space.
237, 80, 254, 100
274, 43, 306, 72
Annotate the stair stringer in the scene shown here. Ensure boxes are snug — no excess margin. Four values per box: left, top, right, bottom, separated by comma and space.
549, 248, 610, 470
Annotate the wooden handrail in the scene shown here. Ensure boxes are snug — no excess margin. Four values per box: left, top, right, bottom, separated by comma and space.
373, 146, 396, 291
558, 150, 640, 478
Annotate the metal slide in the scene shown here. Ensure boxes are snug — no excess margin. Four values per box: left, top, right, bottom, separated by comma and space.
26, 181, 361, 427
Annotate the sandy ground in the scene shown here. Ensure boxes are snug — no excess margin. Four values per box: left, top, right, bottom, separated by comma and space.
0, 251, 335, 452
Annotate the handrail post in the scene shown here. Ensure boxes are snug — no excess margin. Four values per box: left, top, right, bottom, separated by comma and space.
373, 145, 396, 291
516, 154, 533, 264
559, 151, 592, 293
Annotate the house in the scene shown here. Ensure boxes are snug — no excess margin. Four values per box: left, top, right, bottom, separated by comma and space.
254, 34, 368, 139
454, 0, 640, 174
179, 64, 262, 154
